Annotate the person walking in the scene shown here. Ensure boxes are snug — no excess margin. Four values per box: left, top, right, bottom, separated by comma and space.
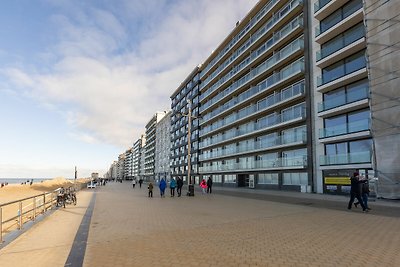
139, 178, 143, 188
177, 176, 184, 197
200, 179, 207, 194
159, 178, 167, 198
347, 172, 368, 212
207, 176, 213, 194
132, 179, 136, 189
148, 182, 153, 197
170, 178, 176, 197
354, 176, 371, 210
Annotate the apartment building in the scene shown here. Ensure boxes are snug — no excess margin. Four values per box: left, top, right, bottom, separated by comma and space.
198, 0, 312, 191
144, 111, 167, 181
133, 134, 146, 180
170, 67, 201, 184
124, 148, 133, 180
311, 0, 373, 194
155, 111, 172, 181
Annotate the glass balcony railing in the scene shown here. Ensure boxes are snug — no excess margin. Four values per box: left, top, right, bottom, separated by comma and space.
200, 81, 305, 135
316, 24, 365, 61
200, 15, 304, 103
315, 0, 363, 37
318, 86, 368, 112
314, 0, 332, 13
201, 0, 303, 91
320, 151, 371, 165
199, 155, 307, 173
319, 119, 370, 138
199, 108, 306, 149
317, 61, 366, 86
199, 131, 306, 161
201, 55, 305, 114
200, 0, 279, 79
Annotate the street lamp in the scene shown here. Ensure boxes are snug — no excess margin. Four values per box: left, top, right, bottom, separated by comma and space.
175, 99, 198, 196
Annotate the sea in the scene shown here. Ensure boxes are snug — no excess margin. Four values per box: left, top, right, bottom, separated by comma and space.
0, 178, 50, 185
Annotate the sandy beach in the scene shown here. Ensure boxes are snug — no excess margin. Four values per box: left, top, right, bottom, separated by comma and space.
0, 177, 89, 235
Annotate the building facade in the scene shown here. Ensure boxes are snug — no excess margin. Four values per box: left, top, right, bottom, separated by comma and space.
198, 0, 312, 191
124, 148, 133, 180
133, 134, 146, 180
170, 67, 201, 184
144, 112, 167, 181
155, 111, 172, 181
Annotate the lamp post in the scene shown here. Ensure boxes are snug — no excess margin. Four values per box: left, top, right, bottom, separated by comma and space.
176, 99, 198, 196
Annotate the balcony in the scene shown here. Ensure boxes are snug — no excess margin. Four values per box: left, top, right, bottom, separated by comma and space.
199, 108, 306, 149
314, 0, 349, 20
200, 16, 304, 106
320, 151, 371, 166
199, 132, 306, 161
318, 84, 368, 112
319, 119, 370, 139
200, 81, 305, 136
199, 155, 307, 173
315, 7, 363, 44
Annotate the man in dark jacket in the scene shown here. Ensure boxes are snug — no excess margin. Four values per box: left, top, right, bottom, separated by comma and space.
207, 177, 213, 194
177, 177, 184, 197
347, 172, 368, 212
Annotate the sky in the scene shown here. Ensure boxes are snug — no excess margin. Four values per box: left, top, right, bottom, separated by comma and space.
0, 0, 258, 179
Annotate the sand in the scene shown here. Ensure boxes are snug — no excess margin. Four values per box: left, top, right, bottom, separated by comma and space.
0, 177, 89, 235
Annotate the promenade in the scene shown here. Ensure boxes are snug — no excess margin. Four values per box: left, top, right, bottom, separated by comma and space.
0, 181, 399, 267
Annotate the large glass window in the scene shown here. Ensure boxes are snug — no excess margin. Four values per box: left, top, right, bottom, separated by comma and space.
345, 50, 366, 74
224, 174, 236, 183
283, 172, 308, 185
258, 173, 279, 184
319, 0, 362, 34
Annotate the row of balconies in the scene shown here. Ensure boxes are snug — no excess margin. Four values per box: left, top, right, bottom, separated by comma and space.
200, 0, 303, 95
200, 80, 305, 136
200, 16, 304, 112
200, 107, 306, 149
200, 132, 307, 161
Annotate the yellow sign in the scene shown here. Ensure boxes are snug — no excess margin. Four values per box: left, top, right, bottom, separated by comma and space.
324, 177, 350, 185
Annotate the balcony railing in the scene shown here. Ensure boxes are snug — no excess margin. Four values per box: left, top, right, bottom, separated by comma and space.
319, 119, 370, 138
199, 132, 306, 161
316, 24, 365, 61
318, 85, 368, 112
201, 55, 305, 114
199, 155, 307, 173
320, 151, 371, 165
314, 0, 332, 13
315, 0, 362, 37
317, 61, 366, 87
201, 0, 303, 92
200, 80, 305, 135
199, 108, 306, 148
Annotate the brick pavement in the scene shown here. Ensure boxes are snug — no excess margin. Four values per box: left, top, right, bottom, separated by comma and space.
1, 182, 399, 267
84, 182, 400, 267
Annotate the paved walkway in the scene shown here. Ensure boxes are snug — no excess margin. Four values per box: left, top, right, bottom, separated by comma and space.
0, 182, 399, 266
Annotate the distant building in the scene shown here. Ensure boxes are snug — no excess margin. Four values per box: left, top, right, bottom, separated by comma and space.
144, 112, 167, 181
91, 172, 99, 180
170, 67, 201, 184
155, 111, 172, 181
124, 148, 133, 180
133, 134, 146, 180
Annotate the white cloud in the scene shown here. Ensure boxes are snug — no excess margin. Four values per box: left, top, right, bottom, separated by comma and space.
1, 0, 258, 149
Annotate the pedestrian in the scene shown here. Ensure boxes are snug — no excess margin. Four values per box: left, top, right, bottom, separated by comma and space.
159, 178, 167, 198
170, 178, 176, 197
200, 178, 207, 194
207, 176, 213, 194
132, 179, 136, 189
177, 176, 184, 197
347, 172, 368, 212
139, 178, 143, 188
148, 182, 153, 197
354, 176, 371, 210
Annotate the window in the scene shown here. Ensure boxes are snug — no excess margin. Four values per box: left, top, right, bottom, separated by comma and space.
224, 174, 236, 183
283, 173, 308, 185
258, 173, 279, 184
212, 174, 222, 183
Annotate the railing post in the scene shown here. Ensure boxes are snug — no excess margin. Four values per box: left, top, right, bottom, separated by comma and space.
33, 197, 36, 221
0, 207, 3, 243
44, 194, 46, 212
19, 201, 22, 230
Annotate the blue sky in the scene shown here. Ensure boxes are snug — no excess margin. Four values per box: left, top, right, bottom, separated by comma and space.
0, 0, 257, 178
